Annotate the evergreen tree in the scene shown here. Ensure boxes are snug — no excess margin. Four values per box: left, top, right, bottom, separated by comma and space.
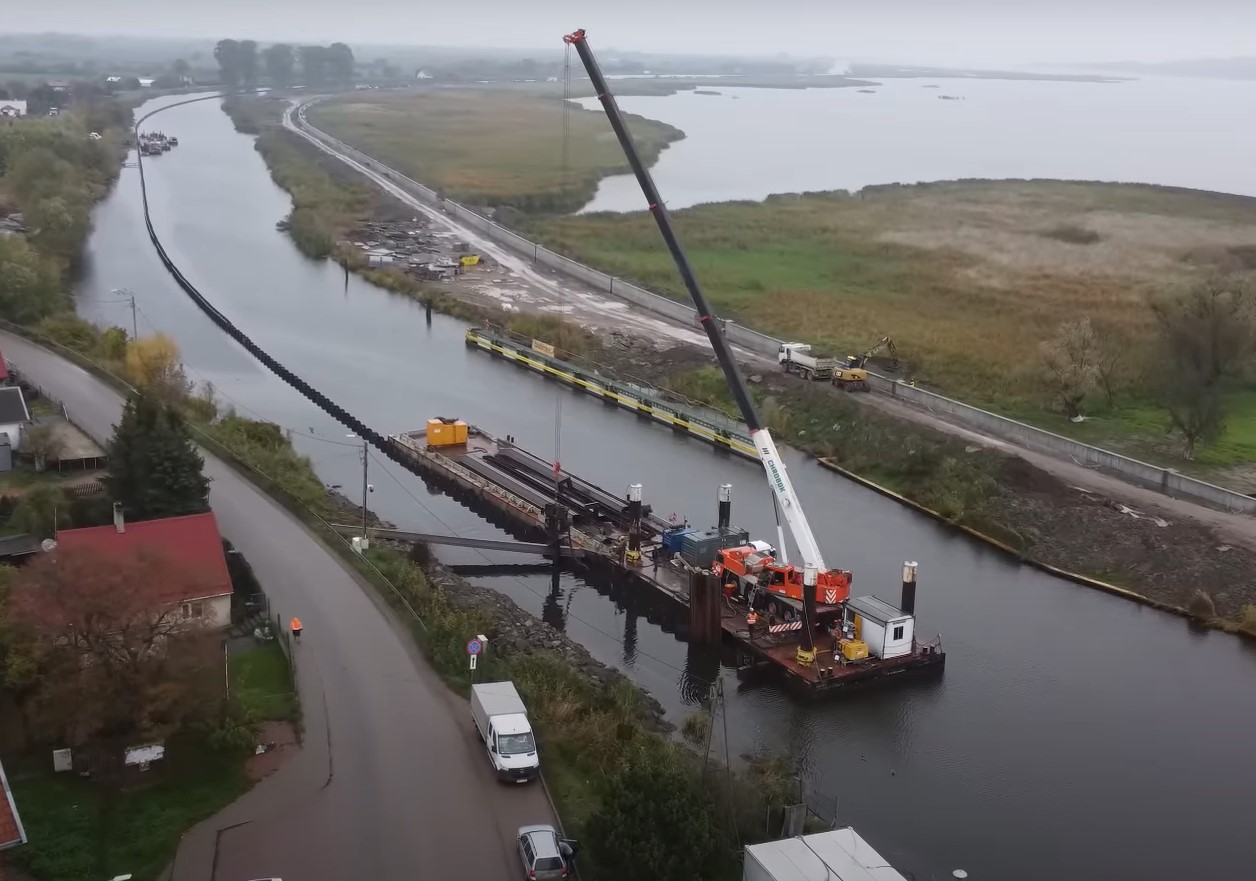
105, 393, 210, 521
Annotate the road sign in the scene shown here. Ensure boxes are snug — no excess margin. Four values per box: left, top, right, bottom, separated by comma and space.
469, 654, 478, 671
466, 638, 482, 656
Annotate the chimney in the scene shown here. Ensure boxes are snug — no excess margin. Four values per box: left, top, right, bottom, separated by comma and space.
113, 501, 125, 534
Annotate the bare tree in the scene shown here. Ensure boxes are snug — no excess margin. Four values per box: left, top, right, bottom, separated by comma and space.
22, 423, 64, 472
1089, 322, 1131, 409
1040, 318, 1101, 419
1150, 278, 1256, 459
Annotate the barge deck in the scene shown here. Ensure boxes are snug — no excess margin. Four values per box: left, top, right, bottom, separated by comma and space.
389, 423, 945, 696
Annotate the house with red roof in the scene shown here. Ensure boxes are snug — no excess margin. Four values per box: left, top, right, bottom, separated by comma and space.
0, 756, 25, 852
54, 509, 234, 629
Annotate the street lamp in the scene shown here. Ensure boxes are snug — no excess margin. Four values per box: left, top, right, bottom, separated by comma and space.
346, 434, 372, 548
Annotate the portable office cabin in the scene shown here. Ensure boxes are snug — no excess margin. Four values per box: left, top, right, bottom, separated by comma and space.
845, 596, 913, 659
742, 828, 907, 881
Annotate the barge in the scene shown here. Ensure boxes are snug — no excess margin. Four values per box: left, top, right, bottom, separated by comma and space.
465, 325, 758, 459
390, 419, 945, 696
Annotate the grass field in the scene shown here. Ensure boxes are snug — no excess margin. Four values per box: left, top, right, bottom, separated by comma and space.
9, 733, 247, 881
229, 643, 299, 722
524, 180, 1256, 465
306, 89, 683, 213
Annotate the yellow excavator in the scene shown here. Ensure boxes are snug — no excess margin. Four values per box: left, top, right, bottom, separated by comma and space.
831, 337, 900, 392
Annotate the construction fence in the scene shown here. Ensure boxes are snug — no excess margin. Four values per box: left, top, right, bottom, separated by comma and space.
293, 109, 1256, 516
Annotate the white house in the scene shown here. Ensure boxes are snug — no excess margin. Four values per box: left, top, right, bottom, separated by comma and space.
0, 386, 31, 452
0, 99, 27, 119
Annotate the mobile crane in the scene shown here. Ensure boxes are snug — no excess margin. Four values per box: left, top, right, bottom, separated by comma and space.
564, 28, 838, 663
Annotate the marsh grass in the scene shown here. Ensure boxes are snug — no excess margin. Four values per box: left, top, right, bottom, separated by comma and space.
307, 89, 683, 213
525, 180, 1256, 464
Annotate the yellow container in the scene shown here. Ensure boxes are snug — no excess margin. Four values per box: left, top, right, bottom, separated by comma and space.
427, 418, 470, 447
840, 639, 869, 661
460, 254, 480, 266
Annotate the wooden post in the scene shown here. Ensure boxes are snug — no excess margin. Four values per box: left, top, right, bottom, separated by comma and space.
689, 571, 720, 645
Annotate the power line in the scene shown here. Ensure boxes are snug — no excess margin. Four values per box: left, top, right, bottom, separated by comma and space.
366, 448, 714, 686
126, 301, 713, 686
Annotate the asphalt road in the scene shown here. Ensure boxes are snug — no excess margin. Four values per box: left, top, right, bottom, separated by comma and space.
1, 331, 555, 881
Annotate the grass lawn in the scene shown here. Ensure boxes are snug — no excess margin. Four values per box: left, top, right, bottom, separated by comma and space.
524, 180, 1256, 467
229, 643, 298, 722
7, 733, 248, 881
306, 89, 683, 213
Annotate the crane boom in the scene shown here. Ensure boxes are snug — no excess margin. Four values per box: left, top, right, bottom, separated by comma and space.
563, 28, 825, 660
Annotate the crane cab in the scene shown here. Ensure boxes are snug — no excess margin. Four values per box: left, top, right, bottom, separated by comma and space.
713, 546, 852, 607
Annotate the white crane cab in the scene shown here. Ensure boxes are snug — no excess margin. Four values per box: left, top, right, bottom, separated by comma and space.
845, 596, 914, 659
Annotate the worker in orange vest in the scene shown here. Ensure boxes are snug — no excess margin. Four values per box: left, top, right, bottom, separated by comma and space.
290, 616, 303, 644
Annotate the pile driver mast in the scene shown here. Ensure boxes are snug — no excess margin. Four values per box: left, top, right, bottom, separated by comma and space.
563, 28, 827, 662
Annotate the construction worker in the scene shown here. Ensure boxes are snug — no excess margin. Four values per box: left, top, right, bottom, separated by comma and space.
290, 616, 303, 644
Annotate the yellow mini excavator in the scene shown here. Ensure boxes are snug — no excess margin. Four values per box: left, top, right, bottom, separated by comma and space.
831, 337, 900, 392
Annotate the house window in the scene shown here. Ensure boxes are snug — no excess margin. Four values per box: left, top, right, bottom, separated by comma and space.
182, 602, 205, 619
892, 624, 905, 641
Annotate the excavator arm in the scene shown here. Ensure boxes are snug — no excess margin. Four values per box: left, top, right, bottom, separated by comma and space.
563, 28, 825, 660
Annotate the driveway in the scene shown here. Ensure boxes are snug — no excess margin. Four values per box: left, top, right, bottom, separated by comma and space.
0, 331, 554, 881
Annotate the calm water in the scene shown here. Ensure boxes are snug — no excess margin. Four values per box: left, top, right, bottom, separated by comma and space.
73, 94, 1256, 880
581, 76, 1256, 211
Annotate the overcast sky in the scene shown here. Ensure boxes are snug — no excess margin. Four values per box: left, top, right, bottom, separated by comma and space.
14, 1, 1256, 66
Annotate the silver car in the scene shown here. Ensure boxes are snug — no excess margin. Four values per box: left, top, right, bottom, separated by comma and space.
516, 824, 575, 880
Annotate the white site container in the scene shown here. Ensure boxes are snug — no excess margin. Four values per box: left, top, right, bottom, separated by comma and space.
846, 595, 914, 659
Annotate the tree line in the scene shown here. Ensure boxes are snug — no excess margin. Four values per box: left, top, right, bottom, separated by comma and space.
214, 39, 355, 90
1039, 275, 1256, 459
0, 101, 132, 324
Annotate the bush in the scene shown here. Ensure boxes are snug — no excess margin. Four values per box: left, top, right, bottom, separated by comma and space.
1188, 589, 1217, 620
1234, 604, 1256, 637
286, 206, 334, 258
586, 754, 726, 881
1041, 223, 1102, 245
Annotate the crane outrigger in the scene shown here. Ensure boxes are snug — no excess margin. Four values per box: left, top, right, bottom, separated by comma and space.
563, 28, 834, 663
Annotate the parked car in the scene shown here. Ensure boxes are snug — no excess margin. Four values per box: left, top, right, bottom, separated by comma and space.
516, 824, 576, 880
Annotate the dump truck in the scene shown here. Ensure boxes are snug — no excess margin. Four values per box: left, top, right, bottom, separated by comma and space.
778, 343, 837, 381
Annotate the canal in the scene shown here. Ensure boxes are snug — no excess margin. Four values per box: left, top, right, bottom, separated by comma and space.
74, 93, 1256, 880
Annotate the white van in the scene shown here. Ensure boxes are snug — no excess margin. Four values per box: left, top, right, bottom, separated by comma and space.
471, 681, 540, 783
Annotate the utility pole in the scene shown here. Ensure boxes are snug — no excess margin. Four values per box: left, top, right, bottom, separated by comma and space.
110, 288, 138, 339
360, 437, 369, 540
347, 433, 370, 544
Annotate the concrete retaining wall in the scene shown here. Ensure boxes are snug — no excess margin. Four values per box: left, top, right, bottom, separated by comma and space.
294, 106, 1256, 516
